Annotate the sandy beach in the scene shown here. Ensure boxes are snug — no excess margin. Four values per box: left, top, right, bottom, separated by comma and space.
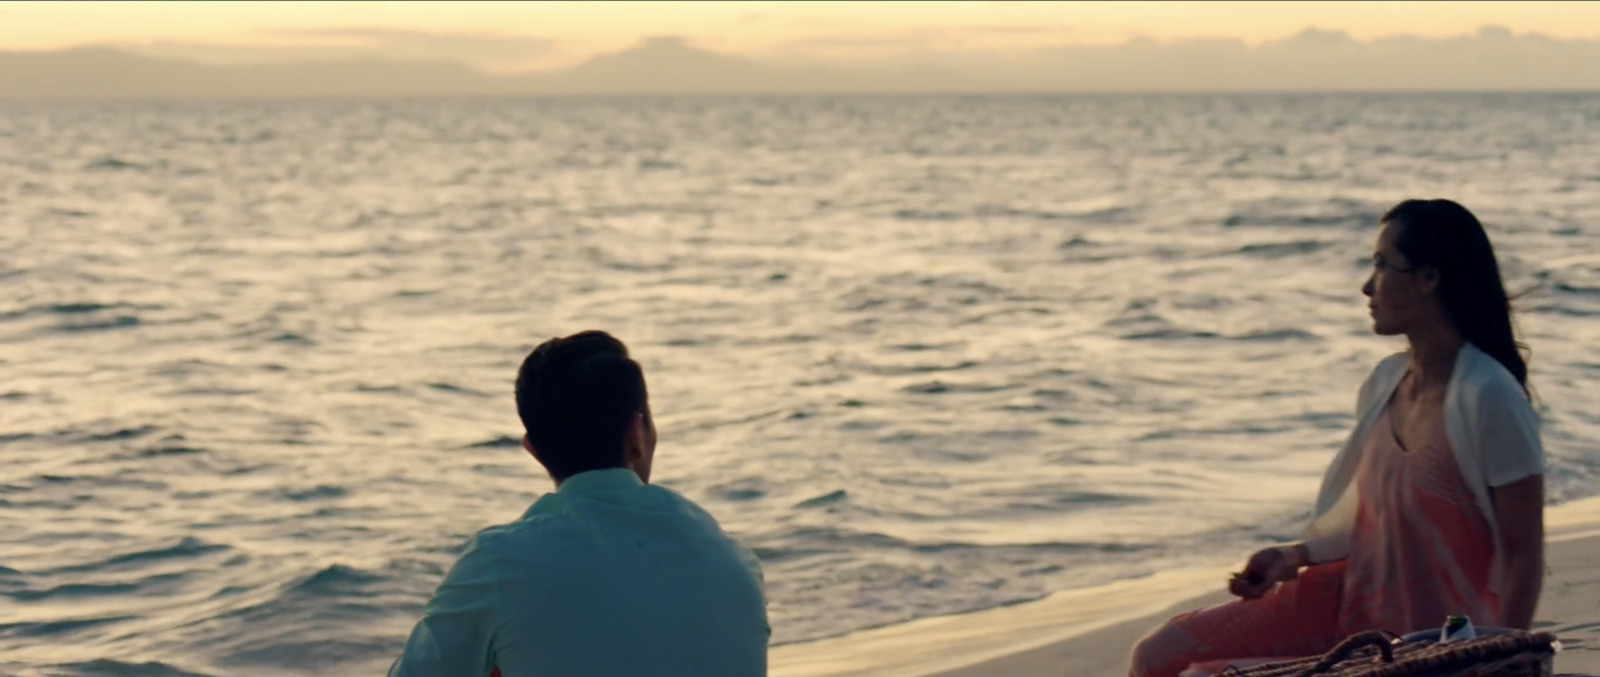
772, 496, 1600, 677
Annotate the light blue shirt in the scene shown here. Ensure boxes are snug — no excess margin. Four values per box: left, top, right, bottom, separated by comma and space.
389, 468, 770, 677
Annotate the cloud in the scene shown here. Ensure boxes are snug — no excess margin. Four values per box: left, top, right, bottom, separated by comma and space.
913, 25, 1077, 37
117, 28, 554, 71
778, 24, 1075, 54
17, 21, 1600, 98
266, 27, 553, 58
774, 23, 1075, 55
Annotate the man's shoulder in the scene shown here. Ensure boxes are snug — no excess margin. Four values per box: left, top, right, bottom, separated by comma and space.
474, 484, 745, 548
648, 485, 756, 548
645, 485, 763, 571
460, 495, 575, 552
470, 487, 718, 543
646, 484, 720, 519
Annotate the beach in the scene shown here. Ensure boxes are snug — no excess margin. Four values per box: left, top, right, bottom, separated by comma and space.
772, 495, 1600, 677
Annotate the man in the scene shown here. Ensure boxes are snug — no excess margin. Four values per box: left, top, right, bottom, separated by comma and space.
389, 330, 771, 677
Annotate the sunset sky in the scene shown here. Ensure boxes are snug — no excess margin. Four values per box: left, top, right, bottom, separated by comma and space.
4, 1, 1600, 71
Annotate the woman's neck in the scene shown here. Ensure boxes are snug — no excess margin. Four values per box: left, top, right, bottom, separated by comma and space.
1407, 325, 1464, 389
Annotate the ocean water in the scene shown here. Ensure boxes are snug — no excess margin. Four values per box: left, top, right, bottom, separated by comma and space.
1, 94, 1597, 677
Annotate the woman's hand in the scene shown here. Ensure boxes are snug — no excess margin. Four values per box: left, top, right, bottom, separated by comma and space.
1229, 544, 1306, 600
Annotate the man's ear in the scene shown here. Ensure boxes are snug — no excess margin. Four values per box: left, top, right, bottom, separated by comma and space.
522, 435, 539, 460
622, 414, 647, 462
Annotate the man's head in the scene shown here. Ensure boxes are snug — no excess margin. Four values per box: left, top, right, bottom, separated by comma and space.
514, 331, 656, 484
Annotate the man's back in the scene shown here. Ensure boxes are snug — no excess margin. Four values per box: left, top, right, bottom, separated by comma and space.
389, 468, 770, 677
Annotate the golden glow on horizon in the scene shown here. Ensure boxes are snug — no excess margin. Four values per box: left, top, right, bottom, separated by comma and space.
3, 1, 1600, 70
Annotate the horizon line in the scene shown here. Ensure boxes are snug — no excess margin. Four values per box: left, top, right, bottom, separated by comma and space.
7, 89, 1600, 105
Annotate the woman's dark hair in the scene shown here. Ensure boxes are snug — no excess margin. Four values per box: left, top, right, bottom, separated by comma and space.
514, 330, 649, 481
1383, 199, 1529, 396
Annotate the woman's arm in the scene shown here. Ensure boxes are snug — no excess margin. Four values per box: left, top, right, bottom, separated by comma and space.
1491, 473, 1544, 630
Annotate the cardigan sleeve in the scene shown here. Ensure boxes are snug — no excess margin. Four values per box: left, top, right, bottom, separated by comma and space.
1470, 375, 1545, 488
1303, 353, 1408, 562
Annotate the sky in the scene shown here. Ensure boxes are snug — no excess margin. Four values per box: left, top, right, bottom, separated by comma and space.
4, 1, 1600, 71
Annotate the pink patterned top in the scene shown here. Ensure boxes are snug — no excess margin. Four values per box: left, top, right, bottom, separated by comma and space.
1339, 406, 1501, 635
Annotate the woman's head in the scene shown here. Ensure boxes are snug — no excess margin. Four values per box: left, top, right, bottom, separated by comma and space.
1361, 199, 1528, 391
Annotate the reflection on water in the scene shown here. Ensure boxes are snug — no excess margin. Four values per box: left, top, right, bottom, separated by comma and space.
1, 94, 1597, 676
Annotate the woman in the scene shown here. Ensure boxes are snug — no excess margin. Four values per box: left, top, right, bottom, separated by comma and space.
1128, 199, 1546, 677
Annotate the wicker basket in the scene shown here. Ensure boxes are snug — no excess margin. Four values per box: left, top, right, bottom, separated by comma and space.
1219, 629, 1557, 677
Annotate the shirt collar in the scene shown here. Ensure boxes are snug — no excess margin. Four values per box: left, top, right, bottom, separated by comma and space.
555, 467, 644, 497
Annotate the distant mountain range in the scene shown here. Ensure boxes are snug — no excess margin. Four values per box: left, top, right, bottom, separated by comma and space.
3, 30, 1599, 100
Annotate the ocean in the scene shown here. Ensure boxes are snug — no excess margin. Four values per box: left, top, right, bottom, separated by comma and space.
1, 94, 1597, 677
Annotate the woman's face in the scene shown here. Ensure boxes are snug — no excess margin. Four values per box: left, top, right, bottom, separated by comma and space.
1361, 220, 1439, 336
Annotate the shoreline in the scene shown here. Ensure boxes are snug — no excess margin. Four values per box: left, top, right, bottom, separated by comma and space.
771, 495, 1600, 677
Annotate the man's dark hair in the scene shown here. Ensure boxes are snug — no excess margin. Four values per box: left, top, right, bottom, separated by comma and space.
514, 330, 649, 481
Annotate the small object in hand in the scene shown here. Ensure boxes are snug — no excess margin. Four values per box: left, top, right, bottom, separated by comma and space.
1229, 570, 1266, 599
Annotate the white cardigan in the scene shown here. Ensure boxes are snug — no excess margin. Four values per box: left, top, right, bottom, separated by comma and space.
1302, 342, 1545, 594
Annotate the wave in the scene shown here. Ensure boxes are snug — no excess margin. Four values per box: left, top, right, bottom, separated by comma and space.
887, 204, 1134, 225
900, 380, 1016, 395
1136, 423, 1292, 441
892, 209, 965, 221
215, 636, 405, 670
6, 582, 142, 602
191, 564, 416, 670
1116, 325, 1320, 342
4, 571, 191, 603
100, 539, 228, 569
1555, 282, 1600, 296
426, 382, 490, 397
1059, 235, 1096, 249
57, 316, 142, 332
976, 205, 1134, 224
45, 537, 231, 575
84, 156, 150, 171
637, 158, 682, 171
1527, 303, 1600, 318
279, 485, 349, 502
131, 443, 207, 459
463, 435, 522, 449
708, 478, 770, 502
41, 302, 126, 315
0, 302, 165, 333
0, 615, 138, 639
755, 523, 1154, 558
867, 359, 980, 376
50, 660, 218, 677
1232, 328, 1320, 341
283, 564, 387, 597
793, 489, 849, 510
74, 429, 175, 450
1231, 239, 1331, 257
1119, 328, 1221, 341
1221, 197, 1380, 229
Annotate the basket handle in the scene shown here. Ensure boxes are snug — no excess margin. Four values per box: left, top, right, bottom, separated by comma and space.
1295, 630, 1401, 676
